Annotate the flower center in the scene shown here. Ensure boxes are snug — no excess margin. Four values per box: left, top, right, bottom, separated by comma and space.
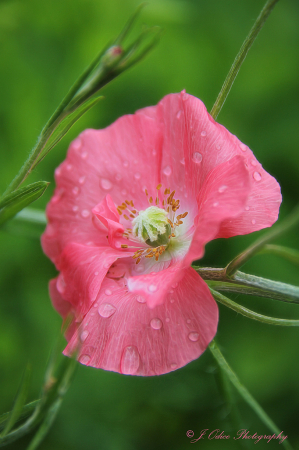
117, 184, 189, 264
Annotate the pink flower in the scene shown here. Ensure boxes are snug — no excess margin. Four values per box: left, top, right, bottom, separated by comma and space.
42, 92, 281, 376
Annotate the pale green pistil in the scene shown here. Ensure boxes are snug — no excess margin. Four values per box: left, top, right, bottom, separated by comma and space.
132, 206, 171, 247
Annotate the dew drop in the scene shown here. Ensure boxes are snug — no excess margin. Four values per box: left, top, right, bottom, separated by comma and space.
120, 346, 140, 375
176, 110, 182, 119
192, 152, 202, 164
136, 295, 146, 303
163, 166, 172, 176
105, 289, 112, 296
150, 318, 162, 330
152, 149, 157, 156
239, 143, 247, 152
72, 205, 79, 212
80, 330, 89, 342
98, 303, 116, 318
115, 173, 122, 181
186, 319, 191, 324
201, 130, 207, 137
218, 185, 228, 193
170, 298, 175, 304
172, 283, 178, 288
56, 275, 66, 294
253, 171, 262, 182
188, 332, 199, 342
180, 158, 185, 165
251, 159, 257, 166
79, 354, 91, 365
216, 144, 221, 150
94, 271, 99, 276
81, 209, 90, 218
101, 178, 113, 190
55, 167, 61, 177
115, 241, 121, 248
66, 163, 72, 171
123, 160, 129, 168
245, 206, 250, 211
170, 363, 177, 369
134, 172, 141, 180
81, 151, 88, 159
252, 219, 256, 225
72, 186, 79, 195
148, 284, 157, 293
72, 138, 81, 151
213, 202, 219, 207
79, 176, 86, 185
121, 189, 127, 196
166, 317, 170, 323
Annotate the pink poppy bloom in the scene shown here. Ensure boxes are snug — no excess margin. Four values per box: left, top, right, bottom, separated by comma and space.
42, 92, 281, 376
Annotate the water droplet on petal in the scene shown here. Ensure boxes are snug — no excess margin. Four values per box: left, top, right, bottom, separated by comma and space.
186, 319, 191, 324
150, 318, 162, 330
80, 330, 89, 342
55, 167, 61, 177
115, 241, 121, 248
170, 298, 175, 304
66, 164, 72, 171
98, 303, 116, 318
192, 152, 202, 164
239, 143, 247, 152
163, 166, 172, 176
176, 110, 182, 119
148, 284, 157, 293
216, 144, 221, 150
120, 346, 140, 375
245, 206, 250, 211
123, 160, 129, 168
101, 178, 113, 190
81, 151, 88, 159
172, 283, 178, 289
252, 219, 256, 225
188, 332, 199, 342
72, 186, 80, 196
166, 317, 170, 323
121, 189, 127, 195
72, 205, 79, 212
79, 354, 91, 365
170, 363, 177, 369
136, 295, 146, 303
72, 138, 81, 151
134, 172, 141, 180
218, 185, 228, 193
105, 289, 112, 296
213, 202, 219, 207
201, 130, 207, 137
57, 275, 66, 294
152, 149, 157, 156
95, 271, 99, 276
253, 171, 262, 181
180, 158, 185, 165
79, 176, 86, 185
81, 209, 90, 218
251, 159, 257, 166
115, 173, 122, 181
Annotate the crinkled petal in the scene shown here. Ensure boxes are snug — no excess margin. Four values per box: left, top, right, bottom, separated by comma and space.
185, 155, 250, 265
63, 268, 218, 376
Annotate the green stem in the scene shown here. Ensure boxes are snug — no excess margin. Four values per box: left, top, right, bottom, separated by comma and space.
195, 267, 299, 304
259, 245, 299, 266
210, 288, 299, 326
209, 341, 293, 450
226, 204, 299, 276
210, 0, 280, 119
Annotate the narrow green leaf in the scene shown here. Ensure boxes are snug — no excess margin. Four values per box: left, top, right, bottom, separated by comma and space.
226, 204, 299, 276
0, 182, 49, 226
0, 401, 40, 431
259, 244, 299, 266
26, 399, 62, 450
114, 3, 146, 45
209, 340, 293, 450
210, 0, 280, 119
1, 366, 31, 437
33, 95, 103, 168
210, 288, 299, 326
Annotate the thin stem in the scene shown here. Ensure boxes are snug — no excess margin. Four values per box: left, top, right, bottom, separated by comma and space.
209, 341, 293, 450
195, 267, 299, 304
210, 0, 280, 119
210, 288, 299, 326
226, 204, 299, 276
259, 244, 299, 266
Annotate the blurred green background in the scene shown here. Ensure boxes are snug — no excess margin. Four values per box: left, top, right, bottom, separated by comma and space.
0, 0, 299, 448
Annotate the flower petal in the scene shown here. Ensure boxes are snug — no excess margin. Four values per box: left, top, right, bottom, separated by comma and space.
63, 268, 218, 376
185, 155, 251, 265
